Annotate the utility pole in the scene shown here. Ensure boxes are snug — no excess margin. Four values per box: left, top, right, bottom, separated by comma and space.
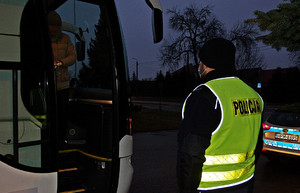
132, 58, 139, 95
132, 58, 139, 80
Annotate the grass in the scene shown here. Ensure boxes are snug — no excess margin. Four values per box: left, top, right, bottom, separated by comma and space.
132, 108, 181, 132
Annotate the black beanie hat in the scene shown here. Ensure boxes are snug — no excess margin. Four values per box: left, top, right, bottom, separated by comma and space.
199, 38, 236, 70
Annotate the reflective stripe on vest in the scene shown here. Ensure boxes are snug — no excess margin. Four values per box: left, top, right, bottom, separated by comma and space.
204, 151, 254, 165
201, 161, 254, 182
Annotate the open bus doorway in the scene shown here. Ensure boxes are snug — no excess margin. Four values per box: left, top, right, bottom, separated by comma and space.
47, 1, 127, 192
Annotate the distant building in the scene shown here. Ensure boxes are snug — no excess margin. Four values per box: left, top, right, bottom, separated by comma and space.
258, 67, 299, 84
172, 63, 198, 77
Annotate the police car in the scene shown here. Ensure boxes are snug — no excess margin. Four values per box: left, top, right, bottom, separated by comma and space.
262, 103, 300, 158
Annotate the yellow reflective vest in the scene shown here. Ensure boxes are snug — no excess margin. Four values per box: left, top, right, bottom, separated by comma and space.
183, 77, 263, 191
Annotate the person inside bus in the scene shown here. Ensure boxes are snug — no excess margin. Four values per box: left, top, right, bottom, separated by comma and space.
48, 11, 76, 90
48, 11, 76, 147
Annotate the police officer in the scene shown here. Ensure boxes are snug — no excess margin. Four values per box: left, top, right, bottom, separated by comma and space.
177, 38, 263, 193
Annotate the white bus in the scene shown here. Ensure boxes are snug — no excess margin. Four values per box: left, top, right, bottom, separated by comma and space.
0, 0, 163, 192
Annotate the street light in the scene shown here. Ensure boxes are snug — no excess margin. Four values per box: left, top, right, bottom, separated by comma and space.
132, 58, 139, 80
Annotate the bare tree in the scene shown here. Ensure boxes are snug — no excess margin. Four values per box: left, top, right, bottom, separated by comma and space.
160, 4, 265, 72
159, 4, 225, 71
229, 22, 265, 70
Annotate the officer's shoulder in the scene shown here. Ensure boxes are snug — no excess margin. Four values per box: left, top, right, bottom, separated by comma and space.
188, 85, 215, 100
187, 85, 217, 107
193, 85, 212, 95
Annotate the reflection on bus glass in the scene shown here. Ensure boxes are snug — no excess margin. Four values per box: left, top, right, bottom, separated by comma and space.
48, 11, 76, 90
57, 2, 113, 89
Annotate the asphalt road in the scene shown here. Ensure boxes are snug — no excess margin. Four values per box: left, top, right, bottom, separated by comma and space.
129, 131, 177, 193
129, 130, 300, 193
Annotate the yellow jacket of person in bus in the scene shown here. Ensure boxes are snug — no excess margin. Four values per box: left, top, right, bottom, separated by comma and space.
51, 33, 76, 90
48, 11, 76, 90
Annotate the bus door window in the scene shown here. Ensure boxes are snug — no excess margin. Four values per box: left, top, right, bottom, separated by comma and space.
53, 1, 116, 191
47, 10, 77, 147
55, 1, 113, 90
54, 1, 114, 149
48, 11, 76, 91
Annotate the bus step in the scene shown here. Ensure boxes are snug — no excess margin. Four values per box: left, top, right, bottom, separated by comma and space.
59, 188, 86, 193
59, 167, 78, 173
58, 167, 85, 188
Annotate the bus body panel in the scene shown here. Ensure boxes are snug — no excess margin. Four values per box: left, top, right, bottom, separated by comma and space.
0, 161, 57, 193
117, 135, 133, 193
0, 3, 23, 61
0, 3, 24, 35
0, 36, 20, 62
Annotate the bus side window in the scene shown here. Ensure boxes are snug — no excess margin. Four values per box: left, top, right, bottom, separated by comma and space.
1, 0, 55, 168
0, 70, 43, 167
0, 71, 14, 159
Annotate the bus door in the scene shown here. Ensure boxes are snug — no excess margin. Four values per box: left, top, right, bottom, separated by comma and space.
52, 1, 129, 192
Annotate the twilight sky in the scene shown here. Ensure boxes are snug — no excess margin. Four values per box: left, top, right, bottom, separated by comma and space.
116, 0, 291, 80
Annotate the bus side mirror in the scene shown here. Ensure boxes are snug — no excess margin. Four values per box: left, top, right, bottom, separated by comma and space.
145, 0, 163, 43
76, 41, 85, 61
152, 8, 163, 43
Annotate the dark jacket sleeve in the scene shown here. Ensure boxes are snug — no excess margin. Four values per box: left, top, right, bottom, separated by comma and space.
254, 101, 264, 165
177, 87, 221, 193
177, 134, 210, 193
254, 119, 264, 165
